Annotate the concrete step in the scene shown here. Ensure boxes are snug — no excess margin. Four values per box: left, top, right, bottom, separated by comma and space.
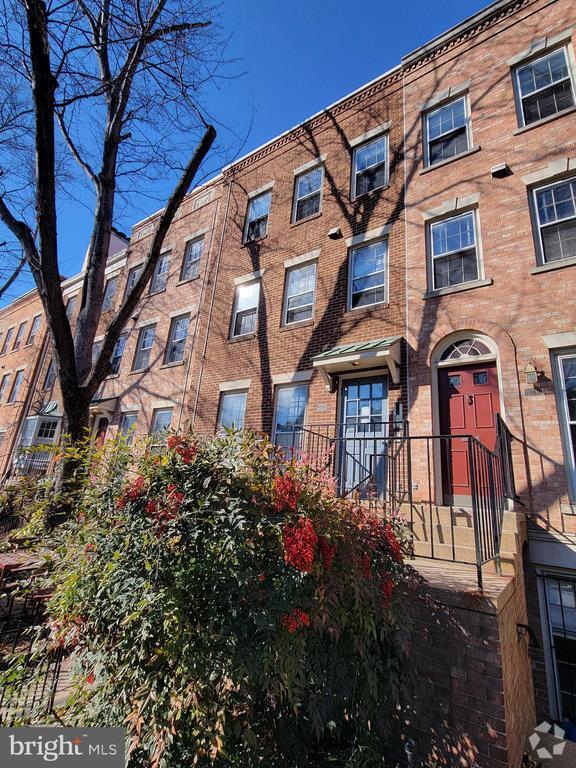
410, 520, 477, 547
411, 539, 478, 563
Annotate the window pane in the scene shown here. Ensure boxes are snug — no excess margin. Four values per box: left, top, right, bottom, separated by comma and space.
126, 265, 142, 295
285, 263, 316, 323
1, 328, 14, 355
120, 413, 138, 444
150, 254, 170, 293
432, 213, 476, 256
13, 322, 27, 351
248, 192, 271, 221
27, 316, 42, 345
110, 334, 127, 374
427, 98, 466, 140
518, 49, 570, 96
350, 241, 387, 307
181, 238, 204, 280
0, 374, 10, 401
297, 168, 322, 198
433, 250, 478, 289
102, 277, 118, 310
134, 325, 155, 370
274, 385, 309, 450
296, 194, 320, 220
518, 49, 574, 124
232, 283, 259, 337
166, 315, 190, 363
8, 370, 24, 403
151, 408, 173, 436
294, 168, 322, 221
218, 392, 247, 429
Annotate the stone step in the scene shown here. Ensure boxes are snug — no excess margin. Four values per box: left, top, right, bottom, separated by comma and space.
411, 539, 478, 563
410, 520, 477, 547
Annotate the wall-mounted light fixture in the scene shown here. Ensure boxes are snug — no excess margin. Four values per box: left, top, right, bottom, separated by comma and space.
524, 362, 538, 386
328, 227, 342, 240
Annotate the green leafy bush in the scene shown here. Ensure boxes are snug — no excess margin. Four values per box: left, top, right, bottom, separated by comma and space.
46, 431, 410, 767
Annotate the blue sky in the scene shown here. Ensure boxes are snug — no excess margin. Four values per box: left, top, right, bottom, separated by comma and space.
1, 0, 489, 306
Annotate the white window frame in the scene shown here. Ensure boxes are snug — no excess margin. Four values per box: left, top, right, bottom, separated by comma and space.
230, 281, 260, 339
149, 253, 170, 294
132, 324, 156, 371
1, 328, 14, 355
164, 314, 190, 364
65, 295, 77, 319
351, 133, 389, 199
513, 46, 576, 128
427, 209, 483, 292
125, 264, 142, 298
180, 237, 204, 281
217, 390, 248, 431
348, 238, 388, 311
424, 95, 471, 168
272, 383, 310, 451
150, 407, 173, 441
283, 261, 317, 326
26, 315, 42, 346
292, 166, 323, 223
532, 177, 576, 265
0, 373, 11, 402
12, 321, 27, 352
110, 333, 128, 375
243, 191, 272, 242
119, 412, 138, 443
7, 369, 25, 404
102, 276, 118, 311
554, 351, 576, 500
43, 358, 56, 390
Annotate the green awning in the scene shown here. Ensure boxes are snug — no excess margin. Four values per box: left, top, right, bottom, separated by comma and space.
311, 336, 402, 391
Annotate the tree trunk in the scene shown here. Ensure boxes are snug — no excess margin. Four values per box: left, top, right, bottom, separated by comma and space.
48, 391, 91, 528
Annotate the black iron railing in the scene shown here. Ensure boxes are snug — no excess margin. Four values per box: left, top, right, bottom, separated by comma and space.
283, 418, 517, 591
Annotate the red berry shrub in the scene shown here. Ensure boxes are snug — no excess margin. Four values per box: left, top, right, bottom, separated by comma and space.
45, 431, 410, 767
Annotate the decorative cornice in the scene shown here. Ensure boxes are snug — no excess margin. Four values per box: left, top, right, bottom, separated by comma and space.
402, 0, 533, 73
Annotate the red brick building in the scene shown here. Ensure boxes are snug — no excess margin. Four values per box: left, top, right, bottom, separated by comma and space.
1, 1, 576, 765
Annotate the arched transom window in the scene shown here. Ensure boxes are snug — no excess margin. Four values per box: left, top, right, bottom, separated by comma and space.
440, 338, 491, 361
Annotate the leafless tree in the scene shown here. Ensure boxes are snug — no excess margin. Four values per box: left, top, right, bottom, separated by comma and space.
0, 0, 220, 500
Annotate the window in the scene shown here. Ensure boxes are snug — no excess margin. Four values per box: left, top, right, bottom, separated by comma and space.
352, 135, 387, 197
244, 192, 271, 241
110, 333, 127, 375
125, 265, 142, 297
1, 328, 14, 355
133, 324, 156, 370
515, 48, 575, 127
429, 212, 479, 290
37, 419, 58, 442
180, 237, 204, 281
12, 321, 27, 352
150, 408, 173, 441
218, 391, 247, 430
65, 296, 76, 319
120, 412, 138, 444
557, 353, 576, 494
150, 253, 170, 294
0, 373, 10, 402
92, 341, 103, 364
541, 574, 576, 721
231, 282, 260, 338
293, 167, 323, 222
533, 178, 576, 264
349, 239, 387, 308
43, 358, 57, 390
102, 276, 118, 311
440, 338, 491, 361
8, 369, 24, 403
273, 384, 309, 453
0, 430, 5, 451
425, 96, 470, 166
283, 262, 316, 324
27, 315, 42, 345
165, 314, 190, 364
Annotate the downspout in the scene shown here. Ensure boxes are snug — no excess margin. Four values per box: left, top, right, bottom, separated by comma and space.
190, 178, 233, 425
402, 64, 411, 419
175, 194, 221, 431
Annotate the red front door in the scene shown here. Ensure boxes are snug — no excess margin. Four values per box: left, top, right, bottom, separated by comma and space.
438, 362, 500, 502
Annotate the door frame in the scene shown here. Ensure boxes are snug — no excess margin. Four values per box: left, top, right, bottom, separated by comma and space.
336, 370, 389, 497
431, 332, 506, 507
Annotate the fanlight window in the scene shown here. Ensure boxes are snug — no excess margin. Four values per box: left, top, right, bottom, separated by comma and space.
440, 338, 491, 361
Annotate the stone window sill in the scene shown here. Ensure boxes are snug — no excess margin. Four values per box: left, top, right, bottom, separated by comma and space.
280, 319, 315, 332
419, 146, 481, 175
345, 302, 389, 317
229, 333, 256, 344
176, 276, 200, 287
129, 367, 150, 375
290, 211, 322, 228
513, 106, 576, 136
531, 255, 576, 274
160, 360, 186, 369
350, 183, 390, 204
424, 278, 493, 299
242, 234, 268, 247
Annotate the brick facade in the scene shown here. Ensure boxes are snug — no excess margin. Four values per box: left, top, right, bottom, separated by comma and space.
1, 1, 575, 764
